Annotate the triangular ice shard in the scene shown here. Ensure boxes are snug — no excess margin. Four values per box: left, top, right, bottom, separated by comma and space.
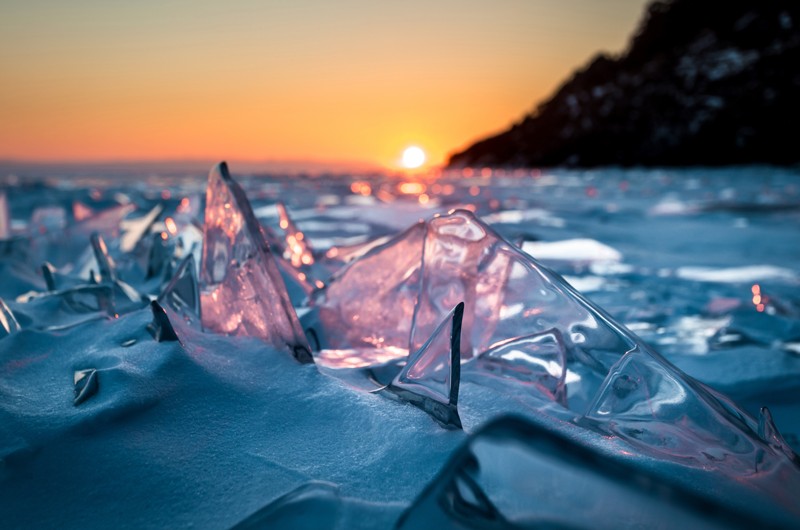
583, 347, 783, 475
120, 203, 163, 252
73, 368, 99, 406
90, 232, 117, 283
200, 162, 312, 363
158, 253, 201, 329
276, 201, 315, 270
387, 302, 463, 429
41, 262, 58, 291
147, 300, 180, 343
758, 406, 797, 463
0, 298, 21, 337
472, 328, 568, 406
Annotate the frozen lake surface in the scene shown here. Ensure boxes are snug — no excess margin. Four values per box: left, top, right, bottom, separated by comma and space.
1, 165, 799, 528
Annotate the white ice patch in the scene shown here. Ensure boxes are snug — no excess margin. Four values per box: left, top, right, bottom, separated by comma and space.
522, 239, 622, 263
676, 265, 798, 284
650, 199, 699, 216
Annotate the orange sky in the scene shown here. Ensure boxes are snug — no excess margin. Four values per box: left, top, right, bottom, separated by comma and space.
0, 1, 648, 171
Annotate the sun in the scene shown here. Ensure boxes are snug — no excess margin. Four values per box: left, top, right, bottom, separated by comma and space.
401, 146, 426, 169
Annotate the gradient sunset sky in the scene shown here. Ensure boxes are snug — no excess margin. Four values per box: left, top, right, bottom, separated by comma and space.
1, 0, 649, 170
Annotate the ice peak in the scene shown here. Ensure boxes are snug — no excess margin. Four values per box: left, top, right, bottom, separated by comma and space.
387, 302, 463, 429
200, 162, 313, 363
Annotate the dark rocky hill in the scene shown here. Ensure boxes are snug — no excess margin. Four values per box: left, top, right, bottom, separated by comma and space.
447, 0, 800, 168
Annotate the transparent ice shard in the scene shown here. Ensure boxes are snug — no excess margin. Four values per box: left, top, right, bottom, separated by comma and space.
71, 203, 135, 240
200, 162, 312, 363
41, 262, 58, 291
158, 254, 201, 329
471, 328, 567, 406
119, 204, 163, 252
90, 233, 117, 283
397, 416, 772, 530
0, 191, 10, 239
387, 302, 463, 429
0, 298, 21, 337
758, 406, 797, 463
311, 221, 425, 351
276, 201, 315, 270
410, 210, 514, 360
582, 347, 788, 476
27, 203, 136, 272
89, 233, 148, 314
11, 285, 114, 331
311, 209, 633, 399
73, 368, 99, 406
147, 301, 180, 343
144, 231, 175, 280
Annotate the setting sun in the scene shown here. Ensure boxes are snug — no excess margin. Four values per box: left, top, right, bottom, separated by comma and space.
401, 146, 426, 169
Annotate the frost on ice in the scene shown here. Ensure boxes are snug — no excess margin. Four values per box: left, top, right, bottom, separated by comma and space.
199, 162, 313, 363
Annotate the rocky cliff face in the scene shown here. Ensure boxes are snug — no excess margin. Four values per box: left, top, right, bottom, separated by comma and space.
447, 0, 800, 168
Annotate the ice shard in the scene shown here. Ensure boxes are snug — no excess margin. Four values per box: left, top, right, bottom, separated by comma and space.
0, 298, 21, 337
276, 201, 315, 270
397, 416, 771, 530
758, 406, 797, 463
119, 204, 163, 252
0, 191, 10, 239
147, 301, 180, 343
158, 254, 201, 329
89, 233, 148, 314
144, 231, 175, 280
41, 262, 58, 291
10, 285, 114, 331
73, 368, 99, 406
387, 302, 463, 429
470, 328, 568, 406
582, 347, 789, 476
310, 221, 425, 352
311, 209, 634, 392
410, 210, 514, 360
200, 162, 312, 363
90, 233, 117, 283
308, 221, 425, 355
